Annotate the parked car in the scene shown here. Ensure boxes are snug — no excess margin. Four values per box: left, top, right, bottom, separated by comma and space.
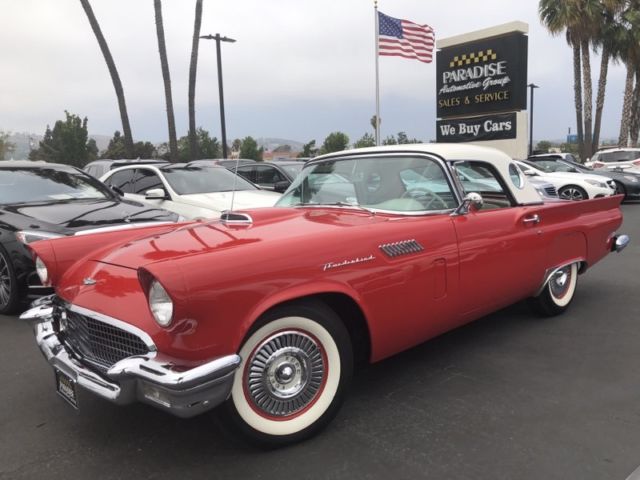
189, 159, 257, 169
515, 160, 615, 200
530, 152, 580, 164
586, 147, 640, 172
22, 144, 628, 446
84, 159, 168, 178
0, 161, 178, 314
100, 163, 281, 219
527, 155, 640, 200
233, 161, 305, 193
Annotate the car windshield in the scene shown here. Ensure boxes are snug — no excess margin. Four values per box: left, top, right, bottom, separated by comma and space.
277, 155, 459, 213
600, 150, 640, 162
0, 167, 110, 204
161, 166, 258, 195
530, 160, 579, 173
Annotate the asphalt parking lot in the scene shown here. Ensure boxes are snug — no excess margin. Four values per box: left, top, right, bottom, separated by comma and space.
1, 202, 640, 480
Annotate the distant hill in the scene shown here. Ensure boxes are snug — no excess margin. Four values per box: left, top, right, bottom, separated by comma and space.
5, 132, 112, 160
255, 137, 304, 152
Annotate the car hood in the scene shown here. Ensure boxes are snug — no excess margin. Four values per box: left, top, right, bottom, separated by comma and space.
541, 172, 612, 183
176, 190, 281, 212
92, 207, 390, 270
0, 198, 177, 234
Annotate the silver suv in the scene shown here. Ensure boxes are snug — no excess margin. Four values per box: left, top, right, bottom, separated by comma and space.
587, 147, 640, 172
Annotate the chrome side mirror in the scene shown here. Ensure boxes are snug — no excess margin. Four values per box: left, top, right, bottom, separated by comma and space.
451, 192, 483, 216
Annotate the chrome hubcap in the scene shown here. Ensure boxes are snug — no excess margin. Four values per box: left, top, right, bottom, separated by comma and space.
0, 253, 11, 307
550, 267, 571, 298
560, 188, 584, 201
246, 330, 324, 417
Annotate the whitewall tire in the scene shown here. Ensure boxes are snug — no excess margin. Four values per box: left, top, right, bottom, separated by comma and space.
529, 263, 578, 316
225, 300, 353, 446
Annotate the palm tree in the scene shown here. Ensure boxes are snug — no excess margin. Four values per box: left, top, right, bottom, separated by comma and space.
188, 0, 204, 160
614, 2, 640, 146
79, 0, 134, 158
540, 0, 586, 160
154, 0, 178, 161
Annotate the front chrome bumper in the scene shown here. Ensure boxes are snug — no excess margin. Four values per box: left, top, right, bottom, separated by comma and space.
21, 302, 241, 418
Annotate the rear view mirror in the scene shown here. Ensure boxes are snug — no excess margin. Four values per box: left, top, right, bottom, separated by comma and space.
145, 188, 168, 200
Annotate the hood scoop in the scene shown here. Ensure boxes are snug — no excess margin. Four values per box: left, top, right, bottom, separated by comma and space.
220, 211, 253, 225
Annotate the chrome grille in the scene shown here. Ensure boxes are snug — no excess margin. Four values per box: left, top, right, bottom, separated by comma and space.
544, 186, 558, 197
379, 239, 424, 258
59, 308, 150, 372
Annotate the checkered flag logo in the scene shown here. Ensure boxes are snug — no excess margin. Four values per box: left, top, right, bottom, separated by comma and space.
449, 49, 498, 68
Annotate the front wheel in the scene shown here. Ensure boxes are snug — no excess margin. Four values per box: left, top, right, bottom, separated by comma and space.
224, 300, 353, 447
528, 263, 578, 317
0, 245, 19, 315
558, 185, 588, 201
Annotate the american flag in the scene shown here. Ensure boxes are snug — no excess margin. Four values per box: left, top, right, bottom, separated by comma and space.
377, 11, 434, 64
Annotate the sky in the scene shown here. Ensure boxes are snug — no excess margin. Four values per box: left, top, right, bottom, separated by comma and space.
0, 0, 630, 146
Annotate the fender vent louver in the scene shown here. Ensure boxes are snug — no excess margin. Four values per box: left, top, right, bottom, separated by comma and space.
379, 239, 424, 258
220, 211, 253, 225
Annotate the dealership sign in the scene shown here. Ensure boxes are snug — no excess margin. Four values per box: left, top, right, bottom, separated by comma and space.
436, 32, 528, 118
436, 112, 516, 142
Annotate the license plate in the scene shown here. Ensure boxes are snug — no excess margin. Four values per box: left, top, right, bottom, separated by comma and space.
55, 369, 78, 409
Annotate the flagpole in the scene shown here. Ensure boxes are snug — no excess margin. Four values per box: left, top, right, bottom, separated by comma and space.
374, 0, 380, 145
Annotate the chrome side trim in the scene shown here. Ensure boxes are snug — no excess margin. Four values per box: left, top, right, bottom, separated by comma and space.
74, 221, 173, 236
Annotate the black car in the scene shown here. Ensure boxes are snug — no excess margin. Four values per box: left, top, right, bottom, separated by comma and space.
0, 161, 178, 314
527, 155, 640, 200
232, 161, 304, 193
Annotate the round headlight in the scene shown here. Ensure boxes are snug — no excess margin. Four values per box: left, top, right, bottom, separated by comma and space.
35, 256, 49, 285
148, 280, 173, 327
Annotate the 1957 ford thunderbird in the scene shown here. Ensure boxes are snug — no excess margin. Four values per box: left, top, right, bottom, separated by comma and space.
22, 144, 629, 446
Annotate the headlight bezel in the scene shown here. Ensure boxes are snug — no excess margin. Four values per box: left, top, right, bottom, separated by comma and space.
34, 256, 50, 286
147, 278, 174, 328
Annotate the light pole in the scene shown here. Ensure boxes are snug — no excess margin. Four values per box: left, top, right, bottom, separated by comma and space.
200, 33, 236, 159
528, 83, 539, 156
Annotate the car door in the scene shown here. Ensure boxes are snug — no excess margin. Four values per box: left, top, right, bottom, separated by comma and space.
254, 165, 288, 191
450, 161, 547, 321
236, 165, 257, 184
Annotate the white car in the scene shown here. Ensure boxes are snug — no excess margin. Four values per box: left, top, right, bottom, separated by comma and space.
586, 147, 640, 172
100, 164, 281, 219
515, 160, 615, 201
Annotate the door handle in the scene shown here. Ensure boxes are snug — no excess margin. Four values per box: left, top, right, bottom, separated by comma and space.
523, 214, 541, 225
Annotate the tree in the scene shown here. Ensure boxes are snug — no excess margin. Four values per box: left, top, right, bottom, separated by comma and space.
154, 0, 178, 161
29, 111, 97, 167
100, 131, 157, 159
239, 136, 263, 160
298, 140, 318, 157
188, 0, 204, 160
397, 131, 422, 144
173, 127, 220, 161
353, 133, 376, 149
79, 0, 134, 157
319, 132, 349, 154
535, 140, 553, 152
382, 135, 397, 145
0, 131, 15, 160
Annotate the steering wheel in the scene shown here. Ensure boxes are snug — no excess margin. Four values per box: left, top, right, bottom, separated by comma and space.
401, 187, 449, 210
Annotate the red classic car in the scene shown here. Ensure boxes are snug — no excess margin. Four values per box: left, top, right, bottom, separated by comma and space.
22, 144, 629, 446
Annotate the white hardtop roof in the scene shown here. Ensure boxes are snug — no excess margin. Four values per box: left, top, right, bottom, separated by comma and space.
316, 143, 515, 165
313, 143, 543, 206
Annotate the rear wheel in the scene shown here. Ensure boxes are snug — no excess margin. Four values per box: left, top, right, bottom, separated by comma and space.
613, 181, 627, 200
558, 185, 587, 201
528, 263, 578, 317
0, 245, 19, 315
224, 300, 353, 447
